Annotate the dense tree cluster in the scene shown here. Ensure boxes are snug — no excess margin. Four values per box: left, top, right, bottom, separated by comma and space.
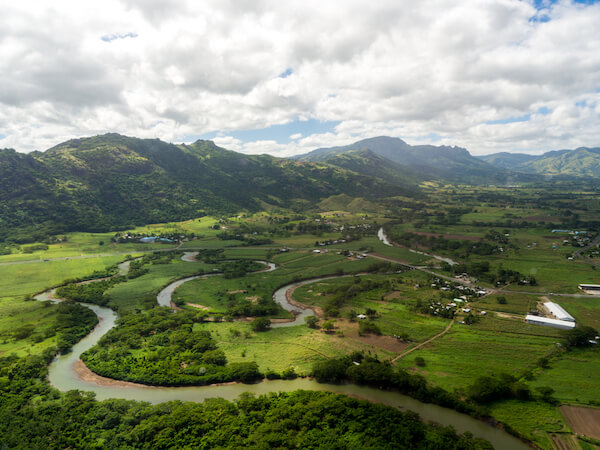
56, 278, 122, 307
311, 353, 484, 417
0, 351, 492, 450
82, 308, 262, 385
390, 231, 501, 258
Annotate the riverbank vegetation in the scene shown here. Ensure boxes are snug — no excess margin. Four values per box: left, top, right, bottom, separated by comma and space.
0, 350, 493, 449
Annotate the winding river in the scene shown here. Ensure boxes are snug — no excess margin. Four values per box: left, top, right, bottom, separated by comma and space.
36, 257, 527, 449
377, 227, 458, 266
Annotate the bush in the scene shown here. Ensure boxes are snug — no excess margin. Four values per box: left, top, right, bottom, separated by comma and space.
358, 321, 381, 335
305, 315, 319, 329
321, 320, 335, 333
265, 370, 281, 380
250, 317, 271, 332
281, 367, 298, 380
564, 326, 598, 347
415, 357, 426, 367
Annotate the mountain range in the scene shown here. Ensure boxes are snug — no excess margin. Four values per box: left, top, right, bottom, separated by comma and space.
478, 147, 600, 177
0, 134, 404, 242
1, 133, 598, 242
295, 136, 512, 184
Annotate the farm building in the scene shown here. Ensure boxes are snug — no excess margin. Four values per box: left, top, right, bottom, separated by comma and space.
544, 302, 575, 322
579, 284, 600, 291
525, 315, 576, 330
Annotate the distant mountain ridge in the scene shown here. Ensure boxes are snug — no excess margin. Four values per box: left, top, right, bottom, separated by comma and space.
295, 136, 519, 183
479, 147, 600, 177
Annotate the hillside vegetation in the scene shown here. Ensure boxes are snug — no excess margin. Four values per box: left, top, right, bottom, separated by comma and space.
0, 134, 407, 242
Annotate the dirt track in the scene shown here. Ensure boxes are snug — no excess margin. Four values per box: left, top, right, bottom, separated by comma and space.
560, 405, 600, 440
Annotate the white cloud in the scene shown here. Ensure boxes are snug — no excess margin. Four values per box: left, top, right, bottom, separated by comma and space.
1, 0, 600, 155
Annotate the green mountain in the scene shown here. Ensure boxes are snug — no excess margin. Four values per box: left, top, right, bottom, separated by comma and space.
509, 148, 599, 177
0, 134, 408, 242
295, 136, 516, 183
477, 152, 540, 169
316, 148, 424, 190
480, 147, 600, 177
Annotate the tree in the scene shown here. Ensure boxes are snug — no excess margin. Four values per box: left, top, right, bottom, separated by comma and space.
250, 317, 271, 332
305, 315, 319, 329
536, 386, 556, 403
321, 320, 335, 333
415, 357, 426, 367
565, 326, 598, 347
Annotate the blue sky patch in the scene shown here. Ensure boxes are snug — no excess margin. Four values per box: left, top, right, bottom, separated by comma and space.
413, 133, 442, 142
486, 114, 531, 125
101, 32, 138, 42
279, 68, 293, 78
537, 106, 552, 115
191, 118, 340, 145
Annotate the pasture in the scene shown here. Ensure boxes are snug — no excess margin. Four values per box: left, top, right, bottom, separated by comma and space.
0, 255, 127, 298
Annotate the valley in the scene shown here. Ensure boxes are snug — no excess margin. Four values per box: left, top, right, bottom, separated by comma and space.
2, 135, 600, 449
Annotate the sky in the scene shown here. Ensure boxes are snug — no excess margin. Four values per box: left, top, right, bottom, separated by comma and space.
1, 0, 600, 157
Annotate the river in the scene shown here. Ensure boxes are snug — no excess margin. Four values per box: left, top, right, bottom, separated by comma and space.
377, 227, 458, 266
37, 256, 528, 449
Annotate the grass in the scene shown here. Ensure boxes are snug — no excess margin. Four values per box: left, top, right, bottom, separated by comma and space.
0, 232, 163, 263
472, 293, 540, 315
0, 255, 127, 298
106, 259, 217, 313
394, 321, 559, 391
530, 347, 600, 405
0, 297, 61, 356
171, 250, 378, 319
193, 321, 393, 375
489, 400, 568, 450
293, 273, 450, 342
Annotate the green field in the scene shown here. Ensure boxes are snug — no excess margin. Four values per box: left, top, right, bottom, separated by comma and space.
489, 400, 568, 450
172, 250, 379, 318
107, 259, 217, 313
193, 321, 391, 375
394, 321, 559, 390
530, 347, 600, 405
0, 297, 60, 356
293, 273, 450, 342
0, 255, 128, 298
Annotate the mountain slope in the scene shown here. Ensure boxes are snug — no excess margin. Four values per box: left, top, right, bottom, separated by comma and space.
296, 136, 512, 183
477, 152, 540, 169
318, 148, 423, 190
0, 134, 408, 242
480, 147, 600, 177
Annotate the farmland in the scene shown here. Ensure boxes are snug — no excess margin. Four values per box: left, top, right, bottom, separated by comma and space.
3, 183, 600, 449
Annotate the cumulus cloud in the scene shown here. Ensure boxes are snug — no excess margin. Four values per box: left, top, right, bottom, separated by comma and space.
1, 0, 600, 155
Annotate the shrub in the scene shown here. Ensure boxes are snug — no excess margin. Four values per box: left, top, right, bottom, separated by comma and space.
250, 317, 271, 332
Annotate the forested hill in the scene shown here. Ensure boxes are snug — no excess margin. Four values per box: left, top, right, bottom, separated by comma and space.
480, 147, 600, 177
0, 134, 406, 242
295, 136, 526, 184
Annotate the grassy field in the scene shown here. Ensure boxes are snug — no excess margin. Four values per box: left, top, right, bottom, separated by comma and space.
0, 255, 128, 298
394, 321, 559, 391
530, 347, 600, 405
472, 293, 540, 315
0, 232, 167, 263
172, 251, 379, 318
0, 297, 61, 356
489, 400, 568, 450
193, 321, 392, 375
292, 272, 450, 342
107, 259, 217, 313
